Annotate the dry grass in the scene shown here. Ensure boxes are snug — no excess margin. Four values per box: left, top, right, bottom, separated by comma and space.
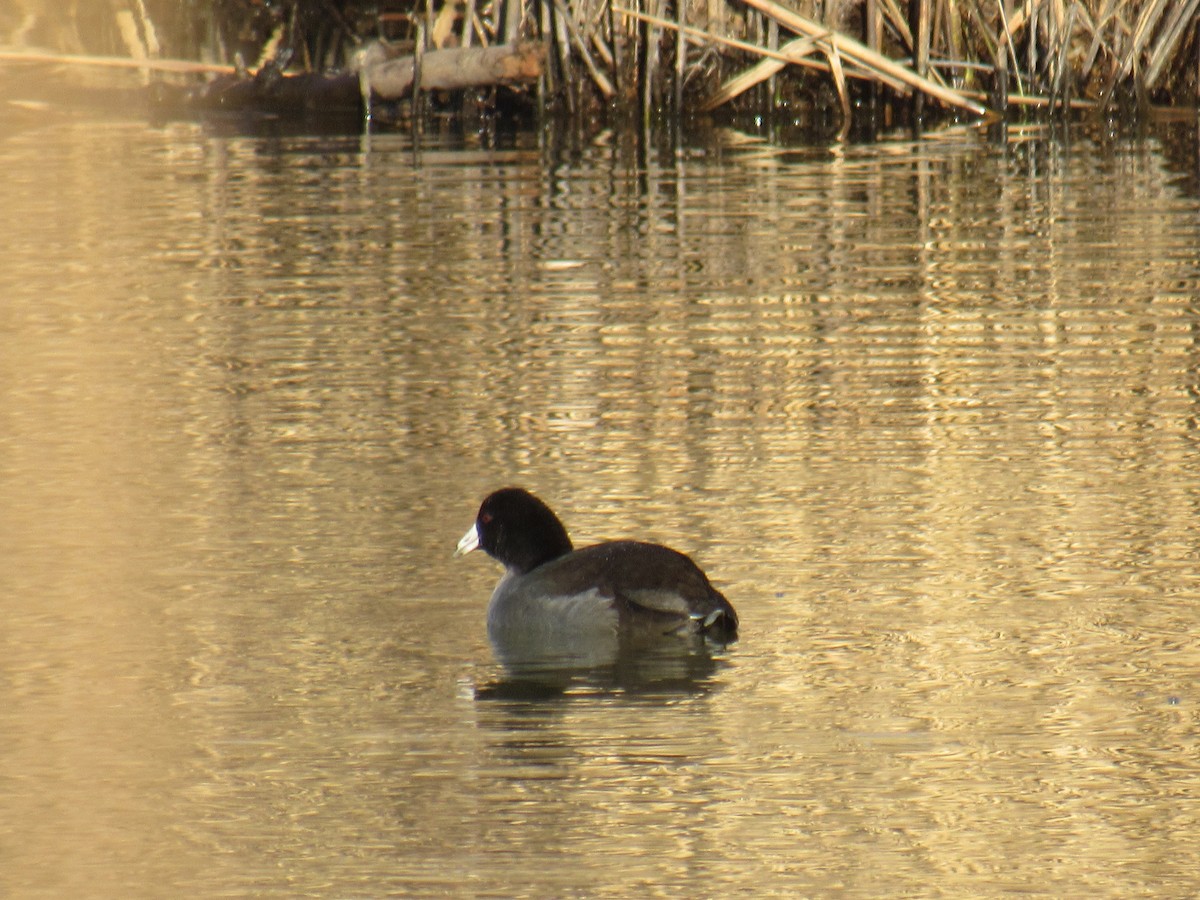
3, 0, 1195, 123
533, 0, 1200, 120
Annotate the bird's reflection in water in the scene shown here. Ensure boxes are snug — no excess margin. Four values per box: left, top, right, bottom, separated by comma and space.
475, 628, 734, 700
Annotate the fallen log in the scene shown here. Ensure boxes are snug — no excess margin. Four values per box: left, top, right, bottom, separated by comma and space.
355, 40, 545, 99
154, 41, 545, 120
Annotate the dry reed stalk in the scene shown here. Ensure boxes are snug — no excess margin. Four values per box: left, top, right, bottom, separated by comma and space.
878, 0, 915, 49
1026, 0, 1038, 90
644, 0, 660, 114
0, 48, 235, 74
674, 0, 686, 111
591, 30, 615, 68
604, 0, 620, 96
505, 0, 523, 45
935, 0, 954, 82
474, 12, 492, 46
962, 0, 999, 65
1099, 0, 1168, 104
1144, 0, 1200, 89
579, 0, 610, 36
865, 0, 883, 106
1078, 0, 1113, 84
1047, 2, 1077, 107
948, 0, 961, 64
766, 17, 779, 106
1003, 1, 1032, 37
615, 7, 909, 95
578, 0, 615, 70
1127, 0, 1171, 76
915, 0, 931, 79
700, 33, 825, 110
550, 0, 575, 112
961, 87, 1096, 108
925, 0, 953, 88
705, 0, 722, 38
866, 0, 880, 56
433, 3, 459, 47
736, 0, 989, 114
824, 41, 851, 133
412, 21, 426, 124
552, 0, 615, 95
462, 0, 478, 46
996, 0, 1025, 95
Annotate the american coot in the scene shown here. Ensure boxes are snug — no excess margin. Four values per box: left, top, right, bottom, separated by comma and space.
455, 487, 738, 643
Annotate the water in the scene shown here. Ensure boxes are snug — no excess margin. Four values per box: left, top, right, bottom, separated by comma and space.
3, 114, 1200, 896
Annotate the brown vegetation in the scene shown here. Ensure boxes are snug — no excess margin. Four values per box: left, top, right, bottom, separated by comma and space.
1, 1, 1197, 126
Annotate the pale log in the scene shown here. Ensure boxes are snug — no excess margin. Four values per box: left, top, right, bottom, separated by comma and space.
361, 41, 545, 99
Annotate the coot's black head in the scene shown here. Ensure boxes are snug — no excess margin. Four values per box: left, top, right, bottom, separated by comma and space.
455, 487, 574, 574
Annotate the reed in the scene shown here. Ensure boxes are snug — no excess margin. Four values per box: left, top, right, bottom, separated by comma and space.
597, 0, 1198, 120
349, 0, 1190, 120
4, 0, 1197, 124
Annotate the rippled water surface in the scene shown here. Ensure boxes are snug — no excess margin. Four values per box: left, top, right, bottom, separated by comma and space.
3, 115, 1200, 896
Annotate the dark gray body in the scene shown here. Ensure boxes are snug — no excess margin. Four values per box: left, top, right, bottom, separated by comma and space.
486, 540, 737, 642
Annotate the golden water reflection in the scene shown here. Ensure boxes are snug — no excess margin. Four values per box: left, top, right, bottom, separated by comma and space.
1, 119, 1199, 895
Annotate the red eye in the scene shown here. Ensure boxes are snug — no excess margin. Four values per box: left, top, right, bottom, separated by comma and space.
480, 512, 493, 524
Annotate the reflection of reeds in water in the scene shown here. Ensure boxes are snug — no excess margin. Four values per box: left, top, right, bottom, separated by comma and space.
4, 0, 1197, 123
